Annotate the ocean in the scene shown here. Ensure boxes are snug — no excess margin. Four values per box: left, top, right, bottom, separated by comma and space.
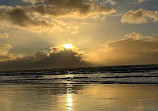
0, 64, 158, 111
1, 64, 158, 84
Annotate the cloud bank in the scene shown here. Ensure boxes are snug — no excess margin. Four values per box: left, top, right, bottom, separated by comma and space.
0, 0, 115, 32
121, 9, 158, 24
1, 32, 158, 70
88, 33, 158, 66
0, 47, 89, 71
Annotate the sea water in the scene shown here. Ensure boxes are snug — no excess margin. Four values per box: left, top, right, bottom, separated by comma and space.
0, 65, 158, 111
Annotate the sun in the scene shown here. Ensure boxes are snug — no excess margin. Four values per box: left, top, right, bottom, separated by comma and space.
62, 44, 74, 49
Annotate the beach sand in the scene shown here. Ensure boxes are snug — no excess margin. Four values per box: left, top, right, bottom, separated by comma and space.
0, 84, 158, 111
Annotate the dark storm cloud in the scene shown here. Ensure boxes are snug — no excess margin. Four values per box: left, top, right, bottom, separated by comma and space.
0, 48, 89, 71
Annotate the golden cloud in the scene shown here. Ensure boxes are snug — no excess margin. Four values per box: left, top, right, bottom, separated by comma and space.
121, 9, 158, 24
0, 44, 12, 61
87, 33, 158, 66
0, 33, 9, 39
0, 0, 115, 32
138, 0, 148, 3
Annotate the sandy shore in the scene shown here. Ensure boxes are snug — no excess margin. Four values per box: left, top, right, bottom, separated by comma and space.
0, 84, 158, 111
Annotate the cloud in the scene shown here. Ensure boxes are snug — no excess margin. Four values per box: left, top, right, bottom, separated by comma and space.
0, 33, 9, 39
0, 33, 11, 61
100, 0, 117, 6
0, 44, 12, 61
138, 0, 148, 3
0, 0, 115, 32
121, 9, 158, 24
87, 33, 158, 66
0, 55, 11, 61
22, 0, 44, 4
1, 32, 158, 70
0, 7, 57, 32
0, 44, 12, 55
0, 47, 89, 71
125, 32, 143, 40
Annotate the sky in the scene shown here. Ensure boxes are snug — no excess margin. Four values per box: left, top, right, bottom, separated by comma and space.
0, 0, 158, 71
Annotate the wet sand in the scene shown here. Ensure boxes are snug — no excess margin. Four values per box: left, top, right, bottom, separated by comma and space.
0, 84, 158, 111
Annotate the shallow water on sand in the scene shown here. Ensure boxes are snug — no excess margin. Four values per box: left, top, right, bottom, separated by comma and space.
0, 84, 158, 111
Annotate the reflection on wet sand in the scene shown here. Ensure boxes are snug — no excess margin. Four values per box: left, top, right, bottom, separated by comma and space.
0, 84, 158, 111
67, 93, 73, 111
66, 84, 73, 111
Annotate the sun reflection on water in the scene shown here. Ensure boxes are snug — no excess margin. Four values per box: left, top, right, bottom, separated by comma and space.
67, 93, 73, 111
66, 84, 73, 111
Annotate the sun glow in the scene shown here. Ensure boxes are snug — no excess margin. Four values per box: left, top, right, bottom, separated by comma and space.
62, 44, 73, 49
67, 93, 73, 110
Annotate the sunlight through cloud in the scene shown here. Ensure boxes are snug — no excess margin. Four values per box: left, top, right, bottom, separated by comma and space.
62, 44, 74, 49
